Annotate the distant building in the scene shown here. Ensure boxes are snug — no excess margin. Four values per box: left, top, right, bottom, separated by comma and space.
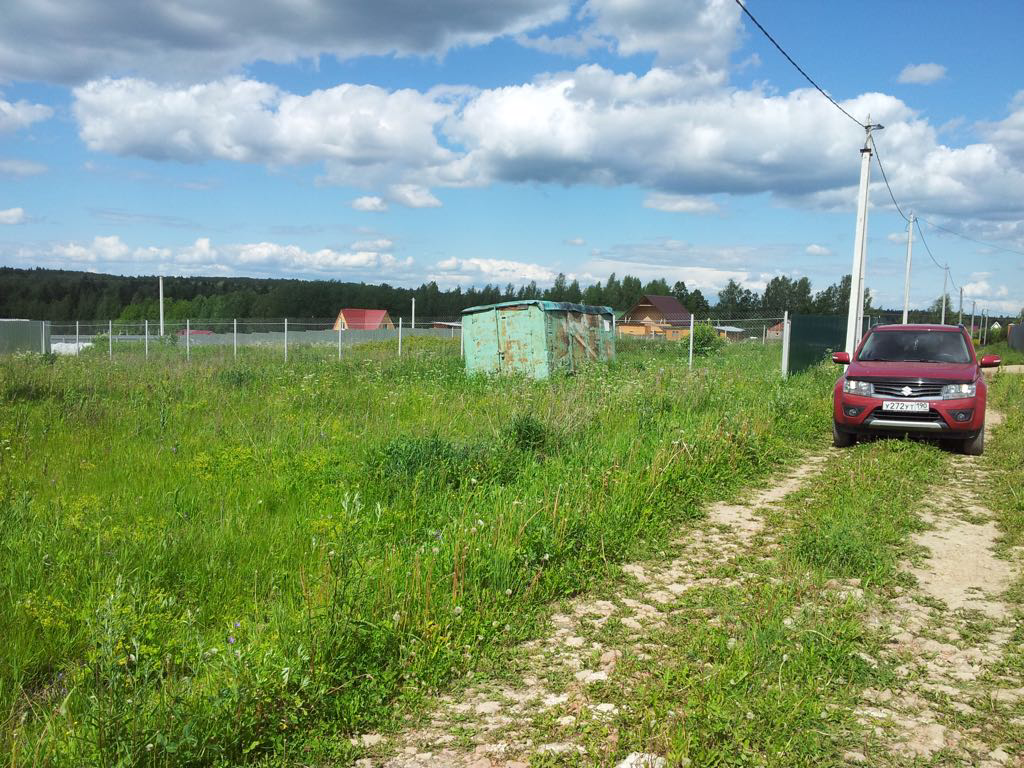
332, 309, 395, 331
617, 294, 692, 338
714, 325, 748, 341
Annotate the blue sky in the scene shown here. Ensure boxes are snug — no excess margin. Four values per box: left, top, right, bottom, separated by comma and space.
1, 0, 1023, 314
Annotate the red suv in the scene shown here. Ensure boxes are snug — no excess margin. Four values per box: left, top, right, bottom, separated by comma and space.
832, 324, 1001, 455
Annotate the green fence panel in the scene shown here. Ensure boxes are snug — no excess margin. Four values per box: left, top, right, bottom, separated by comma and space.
788, 314, 873, 375
1009, 323, 1024, 354
0, 320, 49, 354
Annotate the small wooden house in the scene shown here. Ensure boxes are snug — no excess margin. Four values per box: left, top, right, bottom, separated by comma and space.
617, 295, 693, 339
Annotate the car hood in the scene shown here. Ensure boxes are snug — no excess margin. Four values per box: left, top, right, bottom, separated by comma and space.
846, 359, 977, 382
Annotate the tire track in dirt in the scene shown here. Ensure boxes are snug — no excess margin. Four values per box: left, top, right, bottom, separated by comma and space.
353, 455, 830, 768
855, 409, 1024, 767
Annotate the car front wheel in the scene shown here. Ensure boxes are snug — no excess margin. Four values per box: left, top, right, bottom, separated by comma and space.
960, 426, 984, 456
833, 420, 856, 448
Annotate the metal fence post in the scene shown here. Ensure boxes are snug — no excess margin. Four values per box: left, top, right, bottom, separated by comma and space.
40, 321, 46, 354
145, 319, 149, 359
688, 313, 695, 369
780, 310, 791, 379
338, 323, 342, 360
186, 318, 190, 361
76, 321, 80, 356
108, 320, 113, 360
284, 318, 288, 361
398, 317, 403, 357
233, 318, 237, 359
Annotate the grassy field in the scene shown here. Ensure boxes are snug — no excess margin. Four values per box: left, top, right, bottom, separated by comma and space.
0, 338, 836, 766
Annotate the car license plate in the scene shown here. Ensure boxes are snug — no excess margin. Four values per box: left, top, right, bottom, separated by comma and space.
882, 401, 929, 413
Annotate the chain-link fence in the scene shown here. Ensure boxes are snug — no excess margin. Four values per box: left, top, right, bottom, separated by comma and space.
47, 317, 465, 362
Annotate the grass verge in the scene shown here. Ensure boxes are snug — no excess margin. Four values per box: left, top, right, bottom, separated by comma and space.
1, 338, 830, 765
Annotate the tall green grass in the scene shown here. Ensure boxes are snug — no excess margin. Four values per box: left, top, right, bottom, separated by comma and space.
1, 338, 833, 765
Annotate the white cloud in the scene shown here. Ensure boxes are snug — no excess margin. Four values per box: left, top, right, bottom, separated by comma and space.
74, 77, 457, 191
644, 193, 719, 214
805, 244, 830, 256
0, 95, 52, 133
352, 196, 388, 212
389, 184, 442, 208
583, 0, 740, 68
897, 63, 947, 85
565, 237, 586, 246
432, 256, 557, 285
350, 238, 393, 251
0, 207, 26, 224
0, 0, 571, 83
0, 159, 47, 177
29, 235, 412, 277
68, 64, 1024, 240
516, 0, 741, 71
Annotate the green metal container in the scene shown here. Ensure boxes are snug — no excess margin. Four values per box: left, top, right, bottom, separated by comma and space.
462, 300, 615, 378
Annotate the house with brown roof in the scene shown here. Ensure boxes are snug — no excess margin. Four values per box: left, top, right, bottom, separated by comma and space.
332, 308, 395, 331
617, 295, 693, 338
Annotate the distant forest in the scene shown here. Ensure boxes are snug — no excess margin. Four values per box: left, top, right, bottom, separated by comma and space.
1, 266, 897, 322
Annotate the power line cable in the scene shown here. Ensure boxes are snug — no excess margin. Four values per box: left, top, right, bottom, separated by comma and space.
869, 134, 910, 223
915, 218, 948, 274
733, 0, 866, 128
735, 0, 1009, 300
919, 217, 1024, 257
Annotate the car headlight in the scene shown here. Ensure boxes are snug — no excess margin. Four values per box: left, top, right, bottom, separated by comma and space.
941, 383, 976, 399
843, 379, 872, 396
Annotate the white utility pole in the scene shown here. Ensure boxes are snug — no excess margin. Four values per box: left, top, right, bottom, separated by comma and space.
688, 313, 695, 369
958, 287, 963, 326
940, 266, 948, 325
159, 275, 165, 336
971, 301, 977, 339
902, 212, 914, 324
411, 298, 416, 329
781, 311, 791, 378
844, 123, 879, 356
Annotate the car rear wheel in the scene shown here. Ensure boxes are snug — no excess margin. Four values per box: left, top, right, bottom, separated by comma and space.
833, 420, 856, 448
960, 426, 984, 456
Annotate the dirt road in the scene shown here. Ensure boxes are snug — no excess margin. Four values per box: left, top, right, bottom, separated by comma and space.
353, 414, 1021, 767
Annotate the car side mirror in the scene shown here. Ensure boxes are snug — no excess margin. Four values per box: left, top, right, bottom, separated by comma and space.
980, 354, 1002, 368
831, 352, 850, 364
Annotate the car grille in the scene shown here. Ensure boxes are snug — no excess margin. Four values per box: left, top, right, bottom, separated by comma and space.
868, 407, 943, 424
871, 381, 944, 399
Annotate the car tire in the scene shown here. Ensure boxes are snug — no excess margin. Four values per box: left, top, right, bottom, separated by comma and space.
833, 420, 856, 448
960, 426, 984, 456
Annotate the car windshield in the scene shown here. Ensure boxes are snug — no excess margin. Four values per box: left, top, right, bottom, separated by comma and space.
857, 330, 971, 363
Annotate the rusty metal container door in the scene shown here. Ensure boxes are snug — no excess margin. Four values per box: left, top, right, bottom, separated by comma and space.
497, 305, 548, 377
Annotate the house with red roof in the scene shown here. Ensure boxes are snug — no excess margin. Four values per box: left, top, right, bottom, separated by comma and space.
332, 308, 395, 331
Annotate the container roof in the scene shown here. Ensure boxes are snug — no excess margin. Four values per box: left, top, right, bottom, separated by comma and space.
461, 299, 614, 316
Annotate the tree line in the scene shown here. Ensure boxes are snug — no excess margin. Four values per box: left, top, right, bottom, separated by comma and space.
3, 266, 1010, 323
